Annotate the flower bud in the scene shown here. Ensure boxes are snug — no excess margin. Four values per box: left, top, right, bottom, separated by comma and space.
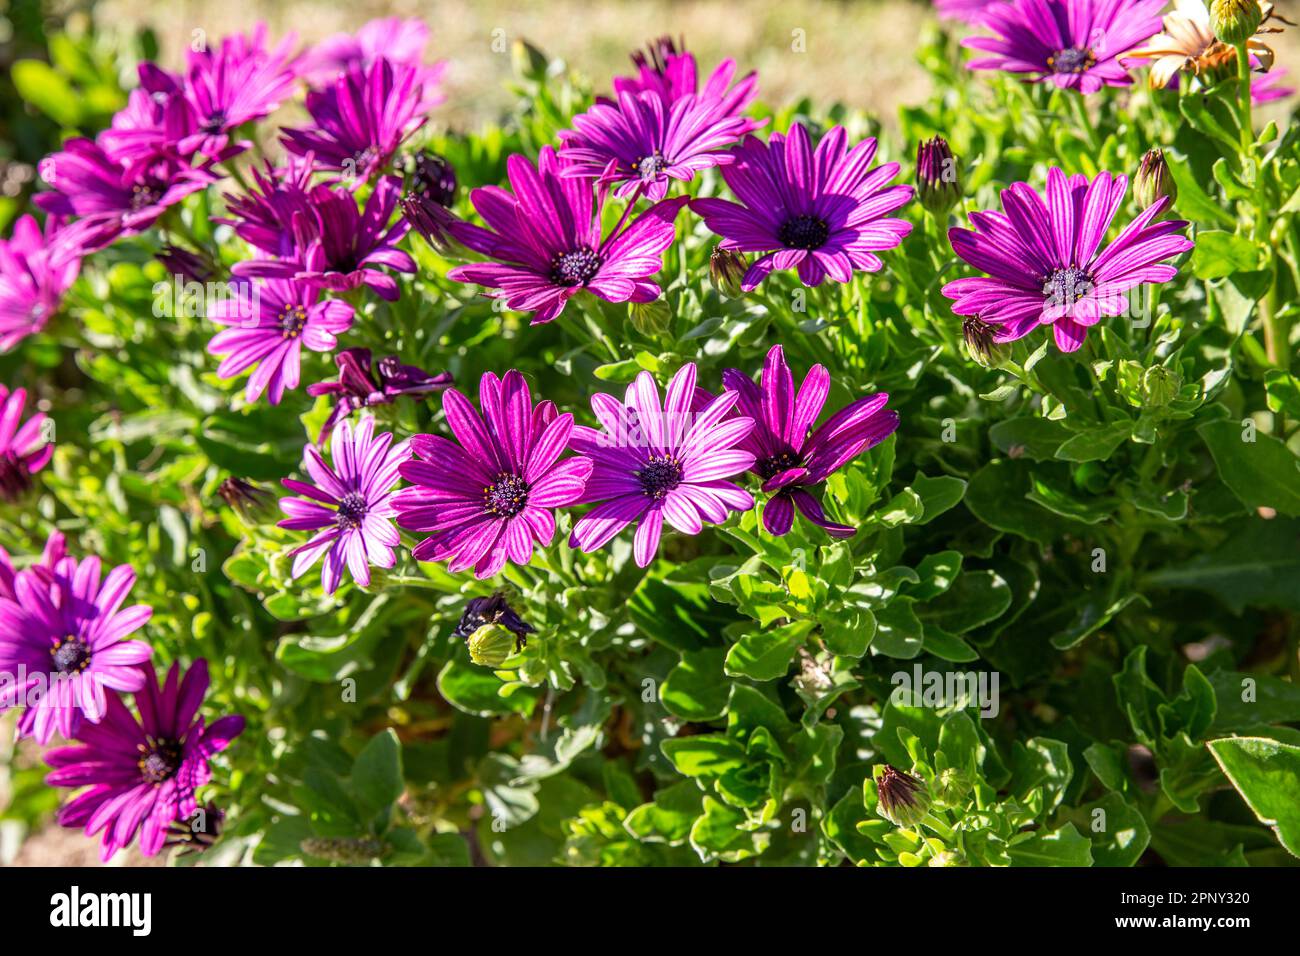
629, 298, 673, 336
399, 192, 459, 256
156, 244, 213, 284
218, 477, 278, 526
1142, 365, 1182, 407
512, 39, 550, 82
874, 764, 932, 828
709, 246, 747, 298
467, 623, 519, 668
1134, 148, 1177, 213
932, 767, 973, 807
928, 849, 967, 867
916, 136, 962, 217
407, 151, 457, 208
1210, 0, 1264, 44
961, 316, 1010, 368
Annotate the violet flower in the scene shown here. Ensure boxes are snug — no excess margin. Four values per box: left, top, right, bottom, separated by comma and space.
0, 385, 54, 501
297, 17, 447, 110
0, 214, 81, 352
613, 36, 758, 119
307, 347, 453, 445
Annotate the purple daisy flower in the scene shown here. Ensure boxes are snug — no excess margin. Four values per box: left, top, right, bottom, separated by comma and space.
393, 370, 593, 579
612, 37, 758, 119
934, 0, 1000, 25
297, 17, 447, 111
97, 64, 196, 164
278, 415, 411, 594
0, 385, 54, 502
0, 553, 153, 744
446, 146, 687, 324
177, 24, 301, 158
558, 90, 762, 201
568, 364, 756, 568
942, 167, 1194, 352
0, 215, 81, 352
43, 659, 244, 862
219, 154, 316, 257
33, 140, 215, 253
965, 0, 1165, 94
691, 123, 914, 291
722, 345, 899, 538
307, 347, 453, 446
282, 58, 428, 182
233, 175, 415, 301
207, 279, 354, 405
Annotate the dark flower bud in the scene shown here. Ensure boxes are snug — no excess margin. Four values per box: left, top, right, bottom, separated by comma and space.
165, 801, 224, 856
218, 477, 278, 526
455, 592, 534, 648
916, 136, 962, 217
961, 316, 1010, 368
300, 836, 389, 863
511, 39, 550, 82
399, 191, 459, 255
308, 347, 452, 446
1134, 148, 1177, 212
407, 151, 457, 207
1211, 0, 1264, 43
709, 246, 747, 298
875, 764, 932, 828
156, 244, 214, 284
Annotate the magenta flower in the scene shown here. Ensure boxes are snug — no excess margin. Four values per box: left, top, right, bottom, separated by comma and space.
1253, 67, 1294, 104
394, 371, 593, 579
297, 17, 447, 110
178, 24, 300, 158
307, 347, 453, 445
447, 146, 687, 324
559, 90, 761, 201
0, 385, 54, 501
0, 215, 81, 352
220, 155, 315, 257
692, 124, 913, 291
942, 168, 1193, 352
279, 415, 411, 594
965, 0, 1165, 93
97, 65, 196, 164
0, 529, 66, 602
207, 279, 354, 405
282, 58, 428, 182
233, 175, 415, 301
44, 659, 244, 862
0, 553, 153, 744
613, 37, 757, 119
33, 140, 215, 253
722, 345, 899, 538
568, 364, 755, 568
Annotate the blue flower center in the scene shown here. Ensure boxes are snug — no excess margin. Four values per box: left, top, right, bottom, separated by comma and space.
139, 738, 182, 785
483, 473, 529, 518
1043, 266, 1094, 306
50, 636, 90, 674
200, 110, 227, 134
280, 304, 308, 339
778, 214, 830, 250
1048, 47, 1096, 74
336, 492, 369, 529
636, 454, 683, 500
549, 246, 602, 287
756, 450, 802, 480
130, 182, 163, 211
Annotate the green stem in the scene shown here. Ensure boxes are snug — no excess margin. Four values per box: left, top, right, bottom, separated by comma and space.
1234, 41, 1254, 154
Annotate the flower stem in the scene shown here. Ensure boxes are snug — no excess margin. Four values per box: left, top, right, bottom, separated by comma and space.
1234, 41, 1254, 154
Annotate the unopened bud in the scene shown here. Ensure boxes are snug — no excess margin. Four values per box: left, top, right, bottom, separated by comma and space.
1142, 365, 1182, 407
512, 39, 550, 82
467, 623, 519, 668
709, 246, 747, 298
219, 477, 278, 526
1210, 0, 1264, 44
961, 316, 1010, 368
874, 764, 932, 828
932, 767, 973, 808
1134, 148, 1177, 213
629, 298, 673, 336
916, 136, 962, 217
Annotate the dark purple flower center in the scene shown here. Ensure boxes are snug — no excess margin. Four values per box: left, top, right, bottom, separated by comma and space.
138, 737, 182, 785
200, 111, 227, 134
130, 182, 163, 211
636, 454, 683, 500
483, 473, 529, 517
549, 246, 603, 287
778, 214, 830, 251
1043, 265, 1094, 306
336, 492, 369, 529
49, 636, 91, 674
756, 449, 803, 480
280, 303, 308, 339
633, 151, 666, 180
0, 451, 33, 502
1048, 47, 1096, 74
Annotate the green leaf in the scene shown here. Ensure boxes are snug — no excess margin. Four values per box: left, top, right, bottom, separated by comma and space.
660, 735, 747, 778
1083, 793, 1151, 867
725, 621, 812, 681
1008, 823, 1093, 866
917, 570, 1012, 634
662, 647, 730, 720
1144, 518, 1300, 613
1198, 419, 1300, 516
11, 60, 81, 126
908, 473, 966, 524
1208, 737, 1300, 856
1054, 420, 1132, 463
436, 659, 537, 718
351, 729, 404, 815
1192, 231, 1260, 281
